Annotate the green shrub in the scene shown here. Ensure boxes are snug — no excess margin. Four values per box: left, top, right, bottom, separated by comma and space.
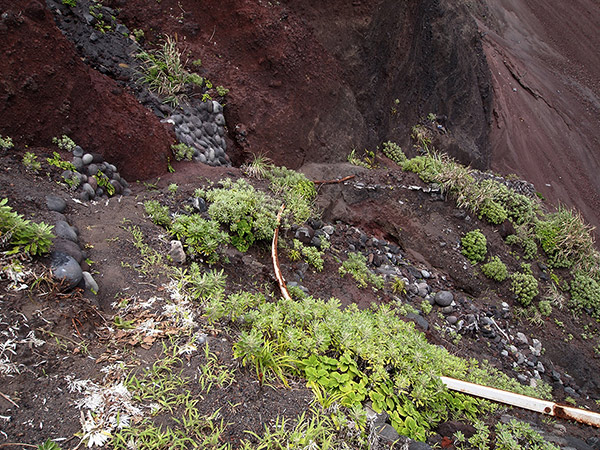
52, 135, 76, 152
347, 149, 377, 169
144, 200, 171, 227
265, 166, 316, 225
174, 263, 226, 303
481, 256, 508, 282
0, 135, 14, 149
478, 199, 508, 224
401, 154, 444, 183
339, 252, 384, 289
535, 207, 595, 269
382, 141, 407, 165
171, 143, 195, 161
569, 272, 600, 317
205, 178, 279, 252
0, 198, 54, 256
461, 230, 487, 264
170, 214, 229, 264
22, 152, 41, 173
301, 246, 324, 272
136, 36, 206, 106
538, 300, 553, 317
510, 271, 539, 306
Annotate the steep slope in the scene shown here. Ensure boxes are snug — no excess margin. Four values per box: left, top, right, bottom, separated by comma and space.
478, 0, 600, 231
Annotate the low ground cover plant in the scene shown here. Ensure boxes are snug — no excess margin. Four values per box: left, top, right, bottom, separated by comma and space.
0, 198, 54, 256
339, 252, 384, 289
481, 256, 508, 282
205, 290, 551, 442
461, 230, 487, 264
510, 265, 539, 307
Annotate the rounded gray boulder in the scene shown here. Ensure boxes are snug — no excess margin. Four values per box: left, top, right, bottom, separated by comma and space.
51, 251, 83, 289
434, 290, 454, 307
46, 195, 67, 213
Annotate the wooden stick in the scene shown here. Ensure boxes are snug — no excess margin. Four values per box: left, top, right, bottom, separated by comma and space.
272, 204, 291, 301
0, 391, 18, 408
0, 444, 37, 448
313, 175, 355, 185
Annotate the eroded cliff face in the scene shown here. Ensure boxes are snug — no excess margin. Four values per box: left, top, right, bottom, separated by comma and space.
100, 0, 492, 169
0, 0, 174, 180
1, 0, 599, 229
478, 0, 600, 231
284, 0, 493, 168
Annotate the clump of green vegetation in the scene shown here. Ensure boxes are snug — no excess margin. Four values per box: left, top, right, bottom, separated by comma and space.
171, 143, 195, 161
0, 135, 14, 149
170, 214, 230, 264
510, 265, 539, 307
402, 153, 445, 183
494, 419, 560, 450
0, 198, 54, 256
535, 206, 595, 270
339, 252, 384, 289
421, 300, 432, 315
173, 262, 226, 303
47, 151, 76, 171
94, 171, 116, 196
538, 300, 553, 317
22, 152, 41, 173
391, 277, 407, 295
205, 289, 551, 442
52, 135, 76, 152
136, 36, 207, 106
569, 271, 600, 318
347, 149, 377, 169
215, 86, 229, 97
242, 153, 273, 180
461, 230, 487, 264
144, 200, 171, 227
204, 178, 279, 252
264, 165, 317, 225
382, 141, 407, 165
481, 256, 508, 282
289, 239, 324, 271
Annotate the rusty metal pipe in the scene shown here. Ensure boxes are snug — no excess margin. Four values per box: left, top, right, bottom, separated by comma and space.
440, 376, 600, 428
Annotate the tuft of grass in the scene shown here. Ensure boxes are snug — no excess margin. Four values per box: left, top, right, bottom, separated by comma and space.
136, 36, 206, 106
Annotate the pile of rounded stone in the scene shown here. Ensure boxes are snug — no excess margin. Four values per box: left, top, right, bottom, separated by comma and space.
169, 102, 230, 167
66, 146, 132, 201
46, 195, 98, 296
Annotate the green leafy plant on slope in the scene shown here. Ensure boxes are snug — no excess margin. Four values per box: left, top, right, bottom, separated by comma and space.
203, 178, 279, 252
22, 152, 41, 173
144, 200, 171, 227
136, 36, 206, 106
1, 135, 14, 149
481, 256, 508, 282
461, 230, 487, 264
569, 271, 600, 318
208, 291, 551, 442
510, 265, 539, 307
339, 252, 384, 289
0, 198, 54, 256
170, 214, 230, 264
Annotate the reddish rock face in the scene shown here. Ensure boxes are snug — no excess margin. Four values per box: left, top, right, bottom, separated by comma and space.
0, 0, 174, 180
479, 0, 600, 232
1, 0, 599, 231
